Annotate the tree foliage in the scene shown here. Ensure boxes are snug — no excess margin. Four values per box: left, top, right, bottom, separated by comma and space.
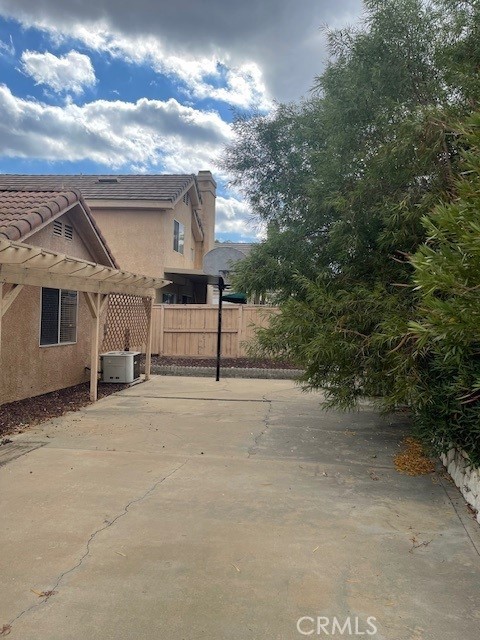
222, 0, 480, 459
405, 116, 480, 463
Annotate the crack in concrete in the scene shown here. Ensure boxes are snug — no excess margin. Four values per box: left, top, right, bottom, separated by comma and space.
6, 458, 190, 632
247, 396, 273, 457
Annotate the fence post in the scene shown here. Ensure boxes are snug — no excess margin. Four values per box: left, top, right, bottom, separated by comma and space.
158, 304, 165, 355
237, 304, 244, 358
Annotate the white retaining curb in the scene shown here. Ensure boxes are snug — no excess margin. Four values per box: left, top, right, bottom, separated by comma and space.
441, 448, 480, 525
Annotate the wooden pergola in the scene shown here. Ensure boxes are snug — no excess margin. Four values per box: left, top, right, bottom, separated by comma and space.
0, 238, 169, 402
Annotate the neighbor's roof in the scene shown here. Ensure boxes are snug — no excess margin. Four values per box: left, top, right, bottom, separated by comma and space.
0, 175, 199, 203
0, 189, 117, 267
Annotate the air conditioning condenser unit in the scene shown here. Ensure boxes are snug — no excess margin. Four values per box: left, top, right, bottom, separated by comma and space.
100, 351, 141, 383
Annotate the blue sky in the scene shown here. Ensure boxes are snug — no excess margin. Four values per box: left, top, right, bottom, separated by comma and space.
0, 0, 361, 242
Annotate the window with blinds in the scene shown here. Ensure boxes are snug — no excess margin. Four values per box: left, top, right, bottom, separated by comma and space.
40, 288, 78, 346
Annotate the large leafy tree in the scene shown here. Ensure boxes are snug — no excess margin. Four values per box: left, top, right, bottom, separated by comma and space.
396, 115, 480, 463
223, 0, 480, 443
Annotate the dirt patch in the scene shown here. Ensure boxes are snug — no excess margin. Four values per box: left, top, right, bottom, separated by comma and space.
394, 437, 436, 476
0, 382, 128, 439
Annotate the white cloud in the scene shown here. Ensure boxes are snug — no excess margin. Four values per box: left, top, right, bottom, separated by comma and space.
20, 49, 96, 95
47, 27, 272, 110
0, 0, 362, 103
0, 84, 232, 170
215, 195, 264, 239
0, 34, 14, 57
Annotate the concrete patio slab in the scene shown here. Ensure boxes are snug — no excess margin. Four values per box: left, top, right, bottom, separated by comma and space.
0, 376, 479, 640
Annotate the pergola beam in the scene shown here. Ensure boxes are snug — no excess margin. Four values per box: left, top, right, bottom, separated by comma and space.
0, 284, 24, 318
0, 265, 163, 298
0, 239, 169, 299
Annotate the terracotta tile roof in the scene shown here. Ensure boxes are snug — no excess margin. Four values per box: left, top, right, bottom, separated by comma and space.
0, 174, 198, 202
0, 189, 80, 241
0, 189, 118, 267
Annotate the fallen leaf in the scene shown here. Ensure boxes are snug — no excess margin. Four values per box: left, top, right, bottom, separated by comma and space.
394, 437, 435, 476
313, 546, 319, 553
30, 589, 56, 598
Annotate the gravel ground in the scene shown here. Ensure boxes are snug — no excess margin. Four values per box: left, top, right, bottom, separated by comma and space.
148, 356, 299, 369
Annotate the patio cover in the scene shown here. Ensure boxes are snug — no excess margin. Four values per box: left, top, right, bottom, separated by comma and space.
0, 238, 170, 402
0, 238, 168, 297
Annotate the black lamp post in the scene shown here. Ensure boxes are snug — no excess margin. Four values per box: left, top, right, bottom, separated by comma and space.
215, 277, 247, 382
216, 276, 225, 382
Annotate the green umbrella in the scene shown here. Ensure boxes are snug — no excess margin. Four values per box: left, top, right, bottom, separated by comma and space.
221, 292, 247, 304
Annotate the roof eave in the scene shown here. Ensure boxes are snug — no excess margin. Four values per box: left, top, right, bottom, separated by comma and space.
85, 198, 175, 210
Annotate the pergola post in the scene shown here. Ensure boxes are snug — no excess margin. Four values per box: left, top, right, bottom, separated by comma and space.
84, 292, 105, 402
144, 296, 154, 381
0, 283, 24, 404
0, 285, 3, 405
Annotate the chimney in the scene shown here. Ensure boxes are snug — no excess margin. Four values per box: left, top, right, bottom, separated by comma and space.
196, 170, 216, 254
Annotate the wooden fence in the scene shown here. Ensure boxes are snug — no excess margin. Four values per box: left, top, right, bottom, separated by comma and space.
150, 304, 278, 357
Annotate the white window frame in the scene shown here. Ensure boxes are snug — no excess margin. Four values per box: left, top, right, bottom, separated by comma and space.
173, 219, 185, 254
39, 288, 78, 347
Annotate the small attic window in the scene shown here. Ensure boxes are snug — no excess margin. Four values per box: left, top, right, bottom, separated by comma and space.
53, 220, 63, 236
97, 177, 119, 183
64, 224, 73, 241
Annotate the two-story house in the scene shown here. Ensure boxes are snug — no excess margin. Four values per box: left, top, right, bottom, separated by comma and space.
0, 171, 216, 304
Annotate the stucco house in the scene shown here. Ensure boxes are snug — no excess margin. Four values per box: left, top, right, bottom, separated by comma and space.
0, 171, 216, 304
0, 189, 167, 405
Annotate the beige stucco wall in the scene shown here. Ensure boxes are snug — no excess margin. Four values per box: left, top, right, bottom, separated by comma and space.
1, 217, 101, 405
90, 201, 200, 277
1, 285, 92, 404
27, 212, 94, 261
84, 208, 166, 278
